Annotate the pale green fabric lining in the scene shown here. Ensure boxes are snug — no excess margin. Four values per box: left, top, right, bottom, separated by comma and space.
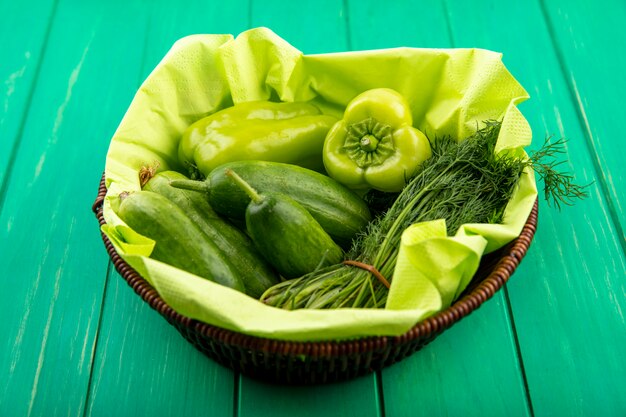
102, 28, 536, 342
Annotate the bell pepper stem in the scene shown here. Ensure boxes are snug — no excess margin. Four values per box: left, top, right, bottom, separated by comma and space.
169, 179, 210, 194
225, 169, 263, 203
360, 134, 379, 152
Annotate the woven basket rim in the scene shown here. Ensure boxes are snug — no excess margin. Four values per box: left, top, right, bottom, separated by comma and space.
92, 173, 537, 356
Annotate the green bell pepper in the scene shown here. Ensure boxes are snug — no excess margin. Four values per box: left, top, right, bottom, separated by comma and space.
179, 101, 337, 177
323, 88, 431, 192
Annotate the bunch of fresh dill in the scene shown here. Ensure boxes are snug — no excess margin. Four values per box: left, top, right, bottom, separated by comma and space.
260, 120, 587, 309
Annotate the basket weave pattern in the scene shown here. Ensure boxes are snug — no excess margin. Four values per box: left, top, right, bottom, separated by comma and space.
92, 174, 538, 384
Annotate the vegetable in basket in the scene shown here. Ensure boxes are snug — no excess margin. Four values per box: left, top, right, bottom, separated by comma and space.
170, 160, 372, 249
178, 101, 337, 178
261, 120, 590, 309
323, 88, 431, 192
225, 169, 343, 279
141, 169, 280, 298
117, 190, 246, 293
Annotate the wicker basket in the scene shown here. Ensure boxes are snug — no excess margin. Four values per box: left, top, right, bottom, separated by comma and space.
92, 173, 537, 384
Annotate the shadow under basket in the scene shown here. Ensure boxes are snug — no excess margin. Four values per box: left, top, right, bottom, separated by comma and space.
92, 174, 538, 385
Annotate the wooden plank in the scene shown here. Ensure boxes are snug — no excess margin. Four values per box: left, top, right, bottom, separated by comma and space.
236, 2, 382, 417
84, 0, 250, 415
0, 0, 56, 189
0, 0, 153, 415
138, 0, 252, 82
541, 0, 626, 243
250, 0, 348, 53
347, 2, 532, 415
382, 299, 531, 417
84, 272, 235, 417
444, 1, 626, 415
347, 0, 452, 50
239, 375, 381, 417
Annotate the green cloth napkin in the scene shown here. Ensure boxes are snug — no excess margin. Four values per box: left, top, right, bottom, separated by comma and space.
102, 27, 537, 342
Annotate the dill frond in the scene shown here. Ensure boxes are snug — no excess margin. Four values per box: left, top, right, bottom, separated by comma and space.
529, 136, 592, 209
260, 120, 589, 310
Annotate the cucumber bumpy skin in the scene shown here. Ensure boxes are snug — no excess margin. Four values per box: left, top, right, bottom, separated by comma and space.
143, 171, 280, 298
117, 190, 246, 293
226, 169, 344, 279
169, 160, 372, 249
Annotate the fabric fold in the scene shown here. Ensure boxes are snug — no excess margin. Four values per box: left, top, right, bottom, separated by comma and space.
101, 27, 537, 341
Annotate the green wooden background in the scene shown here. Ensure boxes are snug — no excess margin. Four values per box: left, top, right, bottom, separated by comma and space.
1, 0, 624, 416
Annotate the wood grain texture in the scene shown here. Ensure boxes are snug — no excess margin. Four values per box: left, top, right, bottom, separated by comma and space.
138, 0, 253, 82
347, 1, 532, 415
250, 0, 348, 53
347, 0, 452, 50
85, 271, 235, 417
1, 1, 624, 416
0, 0, 56, 189
444, 0, 626, 415
84, 0, 250, 415
541, 0, 626, 245
0, 0, 146, 414
238, 374, 381, 417
236, 2, 381, 416
382, 299, 531, 417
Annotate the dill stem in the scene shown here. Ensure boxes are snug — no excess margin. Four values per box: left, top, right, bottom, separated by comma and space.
371, 169, 447, 267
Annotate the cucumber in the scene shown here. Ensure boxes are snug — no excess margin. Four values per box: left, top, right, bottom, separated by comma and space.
227, 169, 344, 279
170, 160, 372, 248
117, 190, 245, 293
143, 171, 279, 298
